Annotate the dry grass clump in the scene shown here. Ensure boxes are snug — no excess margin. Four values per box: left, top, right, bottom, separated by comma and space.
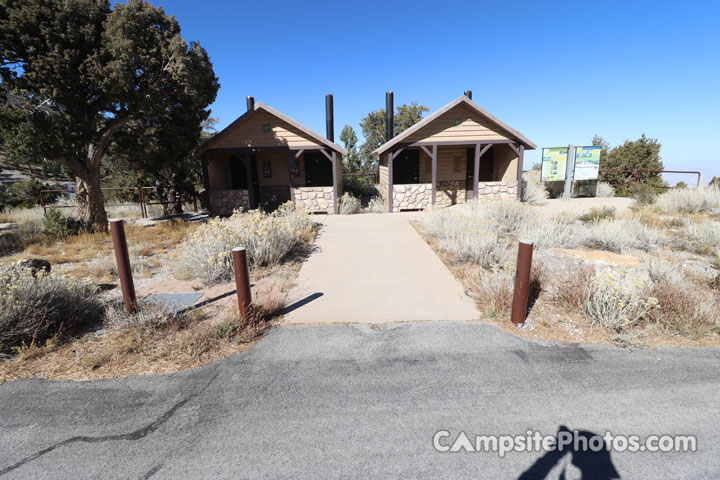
338, 193, 361, 214
685, 221, 720, 250
521, 170, 549, 206
579, 207, 616, 223
655, 186, 720, 214
649, 279, 719, 339
519, 216, 583, 249
549, 265, 594, 312
582, 270, 658, 332
172, 202, 313, 284
0, 269, 104, 353
595, 182, 615, 197
423, 206, 509, 268
583, 217, 668, 252
468, 268, 514, 318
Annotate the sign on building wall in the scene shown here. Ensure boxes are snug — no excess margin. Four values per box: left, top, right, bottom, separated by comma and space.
573, 146, 602, 181
541, 147, 568, 182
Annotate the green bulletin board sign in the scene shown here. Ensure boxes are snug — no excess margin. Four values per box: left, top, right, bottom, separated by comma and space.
541, 147, 568, 182
573, 146, 601, 181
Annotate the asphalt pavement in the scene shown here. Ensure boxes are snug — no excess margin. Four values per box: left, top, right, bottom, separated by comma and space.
1, 321, 719, 479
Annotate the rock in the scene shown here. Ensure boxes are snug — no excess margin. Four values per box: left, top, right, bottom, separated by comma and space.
14, 258, 51, 276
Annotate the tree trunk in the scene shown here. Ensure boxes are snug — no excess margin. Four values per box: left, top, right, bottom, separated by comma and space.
161, 171, 183, 216
75, 168, 108, 232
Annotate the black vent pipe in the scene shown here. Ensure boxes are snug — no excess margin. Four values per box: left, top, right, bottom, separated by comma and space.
385, 91, 394, 141
246, 96, 255, 111
325, 94, 334, 142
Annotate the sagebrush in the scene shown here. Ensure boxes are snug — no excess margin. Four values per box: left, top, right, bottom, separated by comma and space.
172, 203, 313, 284
0, 269, 104, 352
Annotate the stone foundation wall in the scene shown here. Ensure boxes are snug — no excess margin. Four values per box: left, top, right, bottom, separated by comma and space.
477, 181, 518, 199
293, 186, 335, 214
210, 189, 250, 216
437, 180, 468, 206
392, 184, 432, 212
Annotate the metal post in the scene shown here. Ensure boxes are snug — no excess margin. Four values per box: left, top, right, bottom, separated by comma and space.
510, 240, 534, 326
137, 187, 145, 218
232, 247, 252, 314
563, 145, 576, 200
40, 190, 46, 214
110, 220, 136, 313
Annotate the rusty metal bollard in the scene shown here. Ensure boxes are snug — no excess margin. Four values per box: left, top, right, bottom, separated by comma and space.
110, 220, 137, 313
510, 240, 534, 326
232, 247, 252, 314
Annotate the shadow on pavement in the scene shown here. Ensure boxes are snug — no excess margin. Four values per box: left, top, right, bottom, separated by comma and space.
283, 292, 323, 315
518, 425, 620, 479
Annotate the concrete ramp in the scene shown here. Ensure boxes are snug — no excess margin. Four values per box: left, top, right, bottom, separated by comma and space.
284, 213, 479, 323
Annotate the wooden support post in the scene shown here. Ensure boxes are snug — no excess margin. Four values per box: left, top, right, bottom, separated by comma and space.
244, 152, 255, 209
331, 151, 339, 214
473, 143, 481, 200
201, 153, 212, 215
110, 220, 136, 314
232, 247, 252, 316
516, 144, 525, 201
288, 150, 296, 204
388, 152, 394, 213
511, 240, 534, 325
431, 144, 437, 205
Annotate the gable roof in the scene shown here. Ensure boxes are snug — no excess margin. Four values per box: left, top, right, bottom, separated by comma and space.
372, 96, 536, 155
197, 102, 347, 156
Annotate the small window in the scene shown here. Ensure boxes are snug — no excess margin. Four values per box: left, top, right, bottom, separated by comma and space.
262, 160, 272, 178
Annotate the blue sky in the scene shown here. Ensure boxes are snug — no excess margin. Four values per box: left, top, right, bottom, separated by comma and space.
160, 0, 720, 183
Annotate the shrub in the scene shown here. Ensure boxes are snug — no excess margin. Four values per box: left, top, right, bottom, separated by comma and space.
423, 207, 508, 268
367, 195, 386, 213
595, 182, 615, 197
172, 203, 313, 284
632, 183, 658, 205
518, 217, 584, 249
685, 221, 720, 249
42, 208, 77, 242
582, 270, 657, 332
550, 265, 594, 312
650, 279, 719, 339
521, 170, 549, 205
4, 179, 60, 209
468, 269, 514, 318
579, 206, 616, 223
655, 186, 720, 214
466, 199, 531, 233
0, 269, 104, 352
338, 193, 361, 214
584, 217, 668, 252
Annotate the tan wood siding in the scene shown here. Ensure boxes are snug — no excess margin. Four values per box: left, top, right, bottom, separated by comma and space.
213, 110, 323, 149
418, 146, 468, 183
494, 143, 518, 182
404, 104, 512, 144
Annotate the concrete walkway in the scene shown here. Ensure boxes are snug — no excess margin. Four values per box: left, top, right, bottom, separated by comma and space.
284, 213, 478, 323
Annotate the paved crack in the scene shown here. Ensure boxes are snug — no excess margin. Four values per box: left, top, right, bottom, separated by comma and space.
140, 463, 164, 479
0, 368, 220, 477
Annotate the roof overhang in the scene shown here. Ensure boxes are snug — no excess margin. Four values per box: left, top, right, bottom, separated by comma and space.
195, 102, 347, 158
373, 96, 536, 155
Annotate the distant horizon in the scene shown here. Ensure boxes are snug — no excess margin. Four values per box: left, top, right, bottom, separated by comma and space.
147, 1, 719, 182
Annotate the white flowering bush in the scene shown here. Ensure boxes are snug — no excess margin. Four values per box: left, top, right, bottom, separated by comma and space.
582, 270, 657, 332
0, 269, 104, 352
655, 186, 720, 214
685, 221, 720, 249
366, 195, 386, 213
172, 202, 313, 284
424, 206, 508, 268
338, 193, 361, 214
583, 217, 668, 252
